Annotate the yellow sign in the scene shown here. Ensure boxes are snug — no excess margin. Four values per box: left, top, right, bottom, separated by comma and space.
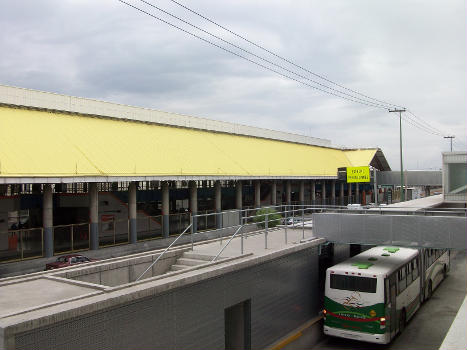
369, 309, 376, 317
347, 166, 370, 183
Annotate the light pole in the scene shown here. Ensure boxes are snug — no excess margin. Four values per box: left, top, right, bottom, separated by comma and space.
444, 135, 455, 152
389, 108, 406, 202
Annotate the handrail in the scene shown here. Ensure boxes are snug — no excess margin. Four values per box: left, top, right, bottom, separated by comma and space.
211, 224, 243, 262
135, 223, 192, 282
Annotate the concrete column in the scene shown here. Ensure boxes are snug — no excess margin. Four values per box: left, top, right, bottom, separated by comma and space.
339, 182, 344, 206
331, 180, 336, 206
322, 180, 326, 205
128, 182, 137, 244
271, 181, 277, 206
43, 184, 53, 257
189, 181, 198, 232
311, 181, 316, 204
254, 180, 261, 208
286, 180, 292, 205
299, 180, 305, 204
162, 181, 169, 238
235, 181, 243, 209
89, 182, 99, 250
214, 180, 222, 229
356, 183, 360, 204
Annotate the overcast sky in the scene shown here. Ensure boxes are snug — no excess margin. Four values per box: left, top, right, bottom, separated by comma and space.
1, 0, 465, 170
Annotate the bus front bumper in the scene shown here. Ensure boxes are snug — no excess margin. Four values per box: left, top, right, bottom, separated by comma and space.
324, 325, 390, 344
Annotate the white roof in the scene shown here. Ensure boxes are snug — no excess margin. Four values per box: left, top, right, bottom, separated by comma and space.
329, 246, 419, 277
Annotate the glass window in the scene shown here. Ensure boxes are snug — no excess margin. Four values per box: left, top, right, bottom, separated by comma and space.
330, 274, 377, 293
398, 268, 407, 294
412, 259, 419, 280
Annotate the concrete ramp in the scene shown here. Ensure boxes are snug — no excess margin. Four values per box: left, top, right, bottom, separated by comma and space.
312, 212, 467, 249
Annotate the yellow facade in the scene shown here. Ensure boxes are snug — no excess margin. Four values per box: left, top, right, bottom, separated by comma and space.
0, 107, 377, 177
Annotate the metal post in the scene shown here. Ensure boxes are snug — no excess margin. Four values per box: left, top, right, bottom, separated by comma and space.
20, 230, 24, 260
265, 213, 268, 249
190, 215, 194, 251
240, 217, 244, 254
302, 208, 305, 239
71, 224, 74, 251
284, 207, 288, 244
373, 168, 378, 204
292, 205, 295, 227
389, 108, 406, 202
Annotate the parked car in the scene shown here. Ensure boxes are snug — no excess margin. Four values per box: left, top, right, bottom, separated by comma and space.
45, 254, 96, 270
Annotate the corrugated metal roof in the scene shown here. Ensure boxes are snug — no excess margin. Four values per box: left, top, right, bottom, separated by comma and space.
343, 149, 378, 167
0, 106, 388, 180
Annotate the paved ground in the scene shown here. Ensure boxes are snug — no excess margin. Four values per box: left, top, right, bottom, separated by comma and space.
0, 278, 99, 316
193, 224, 314, 259
282, 250, 467, 350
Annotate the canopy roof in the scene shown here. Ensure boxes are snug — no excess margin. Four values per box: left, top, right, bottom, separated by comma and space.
0, 104, 389, 182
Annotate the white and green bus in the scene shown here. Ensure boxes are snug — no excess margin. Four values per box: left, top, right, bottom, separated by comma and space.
323, 246, 450, 344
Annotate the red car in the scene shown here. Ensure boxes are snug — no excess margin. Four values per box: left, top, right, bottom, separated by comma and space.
45, 254, 96, 270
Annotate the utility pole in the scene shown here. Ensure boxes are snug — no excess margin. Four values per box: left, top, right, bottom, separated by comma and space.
444, 135, 455, 152
389, 108, 406, 202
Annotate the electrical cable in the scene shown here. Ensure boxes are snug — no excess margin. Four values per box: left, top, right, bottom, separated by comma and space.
117, 0, 388, 109
135, 0, 392, 109
166, 0, 405, 110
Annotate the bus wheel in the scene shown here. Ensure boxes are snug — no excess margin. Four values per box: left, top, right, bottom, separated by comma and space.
427, 280, 433, 299
399, 309, 406, 334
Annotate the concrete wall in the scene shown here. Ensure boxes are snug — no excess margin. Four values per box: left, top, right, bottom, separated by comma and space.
13, 247, 320, 350
59, 249, 185, 287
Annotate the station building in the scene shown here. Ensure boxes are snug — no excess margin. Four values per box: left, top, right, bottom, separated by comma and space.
0, 84, 391, 263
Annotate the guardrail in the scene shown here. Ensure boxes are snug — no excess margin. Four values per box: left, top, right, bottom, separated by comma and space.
0, 228, 44, 263
1, 203, 464, 264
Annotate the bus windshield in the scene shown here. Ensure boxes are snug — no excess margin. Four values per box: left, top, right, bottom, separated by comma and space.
330, 274, 377, 293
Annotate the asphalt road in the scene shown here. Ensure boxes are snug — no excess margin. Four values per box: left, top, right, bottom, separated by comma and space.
285, 250, 467, 350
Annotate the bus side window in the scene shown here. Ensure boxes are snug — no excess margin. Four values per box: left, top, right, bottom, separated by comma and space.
412, 259, 419, 280
406, 264, 412, 283
385, 279, 390, 305
398, 268, 406, 294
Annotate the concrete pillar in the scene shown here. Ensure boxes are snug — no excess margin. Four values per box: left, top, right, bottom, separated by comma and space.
322, 180, 326, 205
162, 181, 169, 238
271, 181, 277, 206
254, 180, 261, 208
43, 184, 53, 257
311, 181, 316, 205
286, 180, 292, 205
128, 182, 137, 244
189, 181, 198, 232
214, 180, 222, 229
356, 183, 360, 204
339, 182, 344, 206
299, 180, 305, 204
235, 181, 243, 209
331, 180, 336, 206
89, 182, 99, 250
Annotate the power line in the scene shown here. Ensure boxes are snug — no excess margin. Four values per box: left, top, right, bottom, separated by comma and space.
166, 0, 405, 110
117, 0, 389, 109
117, 0, 458, 141
134, 0, 391, 109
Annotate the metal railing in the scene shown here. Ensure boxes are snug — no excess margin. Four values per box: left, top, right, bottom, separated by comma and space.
99, 218, 129, 247
0, 228, 44, 263
53, 223, 90, 255
135, 222, 193, 282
